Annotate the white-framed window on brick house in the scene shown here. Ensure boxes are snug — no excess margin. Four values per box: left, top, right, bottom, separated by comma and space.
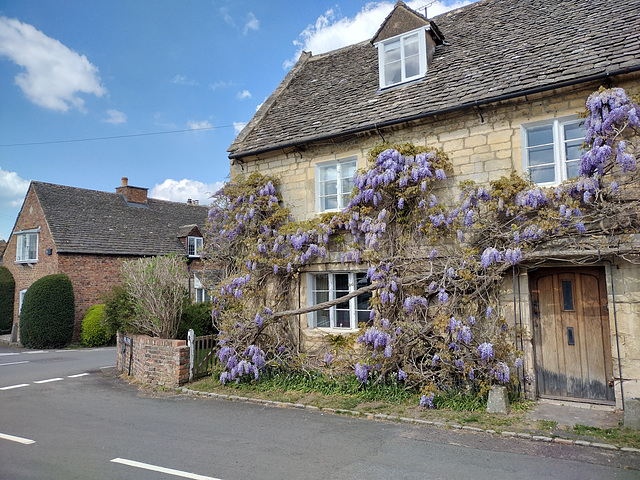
375, 28, 428, 89
19, 289, 27, 314
315, 157, 357, 212
193, 274, 211, 303
521, 117, 585, 185
187, 236, 203, 257
15, 228, 39, 264
307, 272, 371, 330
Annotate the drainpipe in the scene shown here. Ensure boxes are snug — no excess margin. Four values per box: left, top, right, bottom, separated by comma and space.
604, 259, 625, 410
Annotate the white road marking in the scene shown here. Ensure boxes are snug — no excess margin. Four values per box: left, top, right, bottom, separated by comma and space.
110, 458, 224, 480
25, 351, 48, 354
0, 353, 19, 356
0, 361, 29, 366
0, 384, 29, 390
0, 432, 36, 445
68, 373, 90, 378
33, 378, 63, 384
100, 365, 116, 369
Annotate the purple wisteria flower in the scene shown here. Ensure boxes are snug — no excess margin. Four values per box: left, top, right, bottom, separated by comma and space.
514, 357, 524, 368
431, 354, 440, 366
491, 362, 511, 384
480, 247, 503, 268
478, 342, 494, 363
325, 352, 333, 365
438, 289, 449, 304
355, 362, 370, 384
419, 393, 435, 409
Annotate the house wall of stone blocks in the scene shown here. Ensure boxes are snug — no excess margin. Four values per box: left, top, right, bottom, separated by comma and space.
230, 76, 640, 409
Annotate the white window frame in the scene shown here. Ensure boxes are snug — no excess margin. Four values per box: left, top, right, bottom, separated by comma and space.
521, 116, 585, 186
187, 236, 203, 258
15, 228, 40, 264
193, 274, 211, 303
375, 27, 428, 89
306, 272, 371, 330
19, 289, 28, 314
315, 157, 357, 213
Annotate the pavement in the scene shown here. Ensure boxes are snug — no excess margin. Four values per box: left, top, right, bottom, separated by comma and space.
526, 398, 622, 429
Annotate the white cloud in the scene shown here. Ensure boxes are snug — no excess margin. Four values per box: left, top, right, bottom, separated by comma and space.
284, 1, 471, 68
237, 90, 252, 100
242, 12, 259, 35
187, 120, 212, 130
233, 122, 247, 135
220, 7, 234, 27
172, 74, 198, 86
209, 80, 231, 90
150, 179, 224, 204
0, 16, 105, 111
104, 109, 126, 124
0, 166, 29, 213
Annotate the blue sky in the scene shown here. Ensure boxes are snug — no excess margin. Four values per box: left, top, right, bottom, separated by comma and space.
0, 0, 473, 241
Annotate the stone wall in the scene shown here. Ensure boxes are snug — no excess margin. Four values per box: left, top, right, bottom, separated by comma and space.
116, 332, 190, 387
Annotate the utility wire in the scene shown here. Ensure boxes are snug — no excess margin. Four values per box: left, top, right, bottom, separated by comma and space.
0, 124, 240, 147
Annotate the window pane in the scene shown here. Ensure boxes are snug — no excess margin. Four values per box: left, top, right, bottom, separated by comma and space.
384, 61, 401, 86
562, 280, 574, 310
341, 161, 357, 179
564, 122, 584, 141
530, 165, 555, 184
527, 126, 553, 147
321, 196, 337, 211
320, 180, 338, 196
384, 40, 401, 62
318, 165, 337, 181
335, 310, 350, 328
565, 159, 580, 179
341, 178, 353, 195
528, 144, 554, 166
403, 34, 419, 56
317, 309, 330, 328
565, 139, 582, 160
335, 274, 349, 293
404, 55, 420, 78
358, 310, 372, 326
315, 274, 328, 292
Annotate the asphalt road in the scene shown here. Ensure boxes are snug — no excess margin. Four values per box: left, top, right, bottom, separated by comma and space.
1, 345, 639, 480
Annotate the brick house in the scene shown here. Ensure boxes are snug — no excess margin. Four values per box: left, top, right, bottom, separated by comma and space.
5, 178, 210, 341
227, 0, 640, 410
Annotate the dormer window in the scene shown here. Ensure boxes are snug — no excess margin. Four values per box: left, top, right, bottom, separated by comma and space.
376, 28, 427, 88
187, 236, 203, 257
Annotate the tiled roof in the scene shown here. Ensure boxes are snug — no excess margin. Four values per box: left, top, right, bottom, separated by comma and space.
229, 0, 640, 158
31, 181, 209, 256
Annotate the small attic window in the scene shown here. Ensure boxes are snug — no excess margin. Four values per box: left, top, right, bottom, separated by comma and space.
375, 27, 428, 89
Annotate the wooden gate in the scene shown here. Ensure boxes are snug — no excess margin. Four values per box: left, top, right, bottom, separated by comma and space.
189, 333, 217, 381
530, 267, 614, 402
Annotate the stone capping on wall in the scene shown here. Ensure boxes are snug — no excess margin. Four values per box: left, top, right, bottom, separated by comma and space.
116, 332, 190, 387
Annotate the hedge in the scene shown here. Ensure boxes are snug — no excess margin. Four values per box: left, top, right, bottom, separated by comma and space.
19, 274, 75, 348
0, 266, 15, 334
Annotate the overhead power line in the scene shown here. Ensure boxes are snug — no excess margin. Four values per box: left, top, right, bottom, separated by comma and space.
0, 124, 237, 147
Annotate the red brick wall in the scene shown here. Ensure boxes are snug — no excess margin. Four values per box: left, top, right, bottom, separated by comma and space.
116, 332, 190, 387
58, 254, 129, 339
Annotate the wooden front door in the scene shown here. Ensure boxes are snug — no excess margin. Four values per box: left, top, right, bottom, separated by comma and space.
530, 267, 614, 402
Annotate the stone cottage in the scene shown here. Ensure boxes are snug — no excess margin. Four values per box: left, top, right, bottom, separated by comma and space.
227, 0, 640, 410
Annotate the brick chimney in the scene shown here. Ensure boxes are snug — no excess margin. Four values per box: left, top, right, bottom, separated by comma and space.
116, 177, 148, 205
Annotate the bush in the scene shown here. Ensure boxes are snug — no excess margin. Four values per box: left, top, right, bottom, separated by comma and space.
19, 274, 75, 348
176, 300, 216, 339
101, 285, 136, 336
80, 304, 113, 347
0, 266, 15, 334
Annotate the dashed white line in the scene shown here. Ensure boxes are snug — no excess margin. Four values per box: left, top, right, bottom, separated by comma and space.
33, 378, 63, 384
0, 353, 19, 356
110, 458, 223, 480
100, 365, 116, 369
68, 373, 90, 378
0, 384, 29, 390
0, 432, 36, 445
0, 361, 29, 366
25, 351, 48, 355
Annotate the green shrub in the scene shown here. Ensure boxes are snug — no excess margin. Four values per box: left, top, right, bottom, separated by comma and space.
19, 274, 75, 348
0, 266, 15, 334
176, 300, 216, 339
101, 285, 136, 336
80, 304, 113, 347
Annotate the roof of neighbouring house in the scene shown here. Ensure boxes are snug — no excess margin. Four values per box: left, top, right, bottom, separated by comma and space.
228, 0, 640, 159
25, 181, 209, 256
